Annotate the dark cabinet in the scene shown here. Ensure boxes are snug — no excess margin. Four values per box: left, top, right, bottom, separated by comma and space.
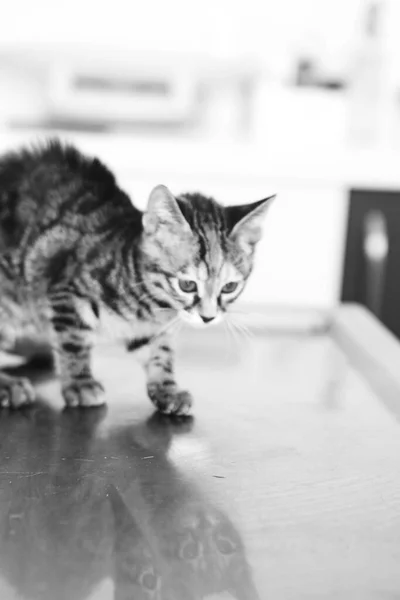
342, 189, 400, 339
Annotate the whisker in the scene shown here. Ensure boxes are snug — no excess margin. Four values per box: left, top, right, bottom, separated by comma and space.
226, 315, 249, 348
221, 320, 236, 361
224, 317, 241, 355
228, 313, 248, 334
228, 318, 246, 346
233, 319, 255, 342
228, 316, 258, 378
154, 315, 181, 339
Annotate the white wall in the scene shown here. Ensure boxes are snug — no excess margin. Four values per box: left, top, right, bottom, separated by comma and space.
0, 0, 366, 78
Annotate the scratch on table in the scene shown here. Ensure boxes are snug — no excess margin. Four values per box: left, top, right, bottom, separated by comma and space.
0, 471, 45, 476
60, 458, 94, 462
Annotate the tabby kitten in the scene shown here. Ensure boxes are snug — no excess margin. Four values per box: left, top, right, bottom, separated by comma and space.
0, 140, 274, 415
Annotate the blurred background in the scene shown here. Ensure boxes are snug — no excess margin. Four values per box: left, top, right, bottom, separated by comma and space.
1, 0, 400, 335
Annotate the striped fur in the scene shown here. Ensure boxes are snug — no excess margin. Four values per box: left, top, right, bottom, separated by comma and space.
0, 139, 274, 414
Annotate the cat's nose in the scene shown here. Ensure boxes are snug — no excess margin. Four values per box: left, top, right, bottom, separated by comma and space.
200, 315, 215, 324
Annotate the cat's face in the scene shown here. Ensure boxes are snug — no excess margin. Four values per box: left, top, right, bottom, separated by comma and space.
172, 259, 243, 327
142, 186, 275, 326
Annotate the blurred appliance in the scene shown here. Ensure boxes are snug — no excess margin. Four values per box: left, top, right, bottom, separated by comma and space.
0, 46, 260, 138
48, 59, 197, 125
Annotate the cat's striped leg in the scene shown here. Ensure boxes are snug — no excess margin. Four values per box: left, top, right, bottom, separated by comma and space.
145, 334, 192, 416
51, 293, 104, 408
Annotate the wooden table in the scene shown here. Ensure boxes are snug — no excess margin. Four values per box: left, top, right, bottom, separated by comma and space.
0, 303, 399, 600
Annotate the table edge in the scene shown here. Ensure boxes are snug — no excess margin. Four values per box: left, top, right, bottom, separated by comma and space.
332, 302, 400, 421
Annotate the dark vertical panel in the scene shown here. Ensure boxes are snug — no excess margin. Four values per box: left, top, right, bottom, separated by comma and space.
342, 189, 400, 338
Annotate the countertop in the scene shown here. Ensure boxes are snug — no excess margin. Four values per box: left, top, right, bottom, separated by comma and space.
0, 304, 399, 599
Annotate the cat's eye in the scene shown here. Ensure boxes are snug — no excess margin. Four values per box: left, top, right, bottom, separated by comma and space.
221, 281, 239, 294
178, 279, 198, 293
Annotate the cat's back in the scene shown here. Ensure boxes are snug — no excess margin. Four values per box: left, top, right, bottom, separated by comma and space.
0, 139, 136, 251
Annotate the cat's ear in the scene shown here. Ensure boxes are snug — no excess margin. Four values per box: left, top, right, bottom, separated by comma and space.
226, 195, 276, 249
143, 185, 190, 235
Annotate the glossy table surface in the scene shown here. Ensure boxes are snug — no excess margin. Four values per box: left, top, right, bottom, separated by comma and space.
0, 304, 399, 600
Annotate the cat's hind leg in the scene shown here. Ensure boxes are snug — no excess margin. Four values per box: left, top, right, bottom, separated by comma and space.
0, 328, 36, 408
0, 266, 38, 408
0, 371, 35, 408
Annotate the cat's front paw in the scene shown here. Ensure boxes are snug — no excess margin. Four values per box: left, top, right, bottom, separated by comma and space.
147, 381, 193, 416
62, 379, 105, 408
0, 376, 35, 409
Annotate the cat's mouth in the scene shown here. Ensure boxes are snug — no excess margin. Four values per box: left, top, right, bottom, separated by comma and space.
179, 311, 221, 328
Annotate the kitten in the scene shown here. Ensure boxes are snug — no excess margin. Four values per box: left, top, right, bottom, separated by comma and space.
0, 139, 275, 415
